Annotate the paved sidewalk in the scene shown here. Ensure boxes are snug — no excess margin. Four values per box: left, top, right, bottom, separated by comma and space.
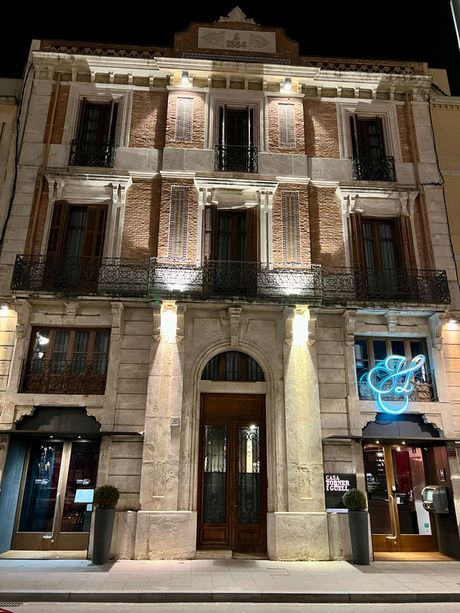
0, 558, 460, 603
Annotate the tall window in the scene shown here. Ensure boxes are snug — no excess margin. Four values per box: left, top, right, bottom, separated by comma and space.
22, 328, 110, 394
70, 100, 118, 167
215, 106, 257, 172
354, 337, 435, 401
350, 116, 395, 181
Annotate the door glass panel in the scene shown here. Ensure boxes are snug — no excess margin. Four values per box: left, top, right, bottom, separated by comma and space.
18, 442, 63, 532
238, 425, 260, 523
60, 442, 100, 533
203, 426, 227, 524
392, 446, 432, 535
364, 445, 391, 534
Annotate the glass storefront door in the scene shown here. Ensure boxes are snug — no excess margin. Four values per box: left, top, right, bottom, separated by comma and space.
12, 440, 99, 550
364, 443, 436, 552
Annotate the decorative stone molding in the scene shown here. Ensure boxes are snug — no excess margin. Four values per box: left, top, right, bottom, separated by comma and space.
111, 302, 124, 341
342, 310, 357, 346
176, 304, 186, 344
217, 7, 257, 24
384, 310, 399, 333
14, 405, 35, 424
228, 307, 242, 347
429, 312, 445, 351
15, 299, 31, 341
85, 406, 105, 426
307, 308, 317, 346
423, 413, 443, 433
153, 304, 161, 342
63, 301, 78, 327
283, 307, 295, 345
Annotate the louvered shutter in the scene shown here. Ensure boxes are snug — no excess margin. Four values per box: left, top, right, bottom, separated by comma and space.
281, 191, 301, 264
203, 205, 217, 260
82, 206, 107, 258
397, 215, 417, 270
279, 104, 295, 147
349, 212, 365, 267
168, 186, 190, 258
175, 98, 193, 142
46, 201, 68, 257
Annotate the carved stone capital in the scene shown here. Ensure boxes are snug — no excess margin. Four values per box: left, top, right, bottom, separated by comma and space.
111, 302, 124, 341
176, 304, 186, 344
429, 312, 445, 351
153, 304, 161, 342
384, 309, 399, 333
283, 306, 295, 346
307, 307, 317, 346
15, 299, 31, 341
228, 307, 242, 347
63, 301, 78, 326
343, 310, 357, 346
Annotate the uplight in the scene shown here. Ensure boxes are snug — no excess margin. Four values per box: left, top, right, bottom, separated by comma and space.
161, 303, 177, 343
292, 310, 308, 346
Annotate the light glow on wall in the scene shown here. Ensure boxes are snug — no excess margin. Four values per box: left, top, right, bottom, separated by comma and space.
366, 354, 426, 415
160, 303, 177, 343
292, 310, 308, 346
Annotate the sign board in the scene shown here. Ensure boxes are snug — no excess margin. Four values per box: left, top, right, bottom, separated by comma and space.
324, 473, 357, 511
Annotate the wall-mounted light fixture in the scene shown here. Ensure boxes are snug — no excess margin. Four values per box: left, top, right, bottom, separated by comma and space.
181, 70, 190, 85
282, 77, 292, 92
161, 301, 177, 343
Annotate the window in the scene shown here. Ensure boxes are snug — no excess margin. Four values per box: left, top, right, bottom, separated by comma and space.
202, 351, 265, 382
350, 115, 395, 181
69, 99, 118, 167
214, 105, 258, 172
21, 328, 110, 394
354, 337, 435, 401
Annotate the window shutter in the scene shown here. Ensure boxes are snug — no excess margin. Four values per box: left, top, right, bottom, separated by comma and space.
46, 201, 68, 257
168, 186, 190, 259
279, 104, 295, 147
175, 97, 193, 142
82, 206, 107, 258
350, 115, 358, 156
203, 205, 217, 260
246, 206, 258, 262
397, 215, 417, 270
348, 212, 365, 267
281, 191, 301, 264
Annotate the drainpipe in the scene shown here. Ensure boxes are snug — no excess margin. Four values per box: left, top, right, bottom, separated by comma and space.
404, 91, 435, 270
25, 73, 61, 254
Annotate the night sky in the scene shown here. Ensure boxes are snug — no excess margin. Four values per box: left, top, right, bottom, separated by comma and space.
1, 1, 460, 95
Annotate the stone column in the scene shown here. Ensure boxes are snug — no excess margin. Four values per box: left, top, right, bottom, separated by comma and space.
135, 301, 195, 558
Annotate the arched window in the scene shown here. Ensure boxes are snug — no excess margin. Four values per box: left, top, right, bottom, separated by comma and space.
202, 351, 265, 382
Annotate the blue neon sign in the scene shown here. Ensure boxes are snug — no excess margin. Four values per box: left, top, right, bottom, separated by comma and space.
366, 354, 426, 415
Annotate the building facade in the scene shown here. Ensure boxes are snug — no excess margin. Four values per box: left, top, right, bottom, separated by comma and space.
0, 8, 459, 561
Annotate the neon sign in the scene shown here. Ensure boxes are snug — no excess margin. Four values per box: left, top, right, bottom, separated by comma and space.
366, 354, 426, 415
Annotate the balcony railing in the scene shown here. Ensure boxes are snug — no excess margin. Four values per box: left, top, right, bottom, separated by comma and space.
20, 359, 107, 394
321, 268, 450, 305
12, 254, 149, 297
358, 370, 436, 402
69, 139, 116, 167
12, 257, 450, 306
352, 155, 396, 181
214, 145, 258, 172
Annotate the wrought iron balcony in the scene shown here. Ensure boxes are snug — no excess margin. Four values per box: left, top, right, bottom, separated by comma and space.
321, 268, 450, 305
149, 259, 321, 302
214, 145, 258, 172
69, 139, 116, 168
12, 254, 149, 297
358, 370, 436, 402
20, 359, 107, 394
352, 155, 396, 181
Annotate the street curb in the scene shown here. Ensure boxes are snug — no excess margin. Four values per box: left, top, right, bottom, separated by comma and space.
1, 591, 460, 603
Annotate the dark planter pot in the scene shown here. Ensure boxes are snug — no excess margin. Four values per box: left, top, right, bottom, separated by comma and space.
348, 510, 370, 565
92, 508, 115, 565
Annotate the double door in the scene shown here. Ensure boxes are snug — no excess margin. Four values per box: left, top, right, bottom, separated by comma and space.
12, 439, 99, 550
364, 443, 436, 552
198, 394, 266, 553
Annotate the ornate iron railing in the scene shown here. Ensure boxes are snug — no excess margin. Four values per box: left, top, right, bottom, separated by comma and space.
149, 259, 321, 302
321, 268, 450, 305
358, 370, 437, 402
352, 155, 396, 181
20, 359, 107, 394
11, 254, 149, 296
12, 256, 450, 306
214, 145, 258, 172
69, 139, 116, 167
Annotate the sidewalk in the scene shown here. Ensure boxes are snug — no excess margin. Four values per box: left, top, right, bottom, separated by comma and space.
0, 558, 460, 603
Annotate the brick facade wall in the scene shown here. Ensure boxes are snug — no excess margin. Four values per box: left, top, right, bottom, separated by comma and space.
165, 92, 205, 149
121, 179, 161, 259
272, 183, 310, 266
157, 178, 197, 262
44, 82, 69, 145
304, 101, 340, 158
130, 91, 167, 149
308, 184, 345, 267
267, 97, 305, 154
413, 196, 431, 269
396, 105, 413, 163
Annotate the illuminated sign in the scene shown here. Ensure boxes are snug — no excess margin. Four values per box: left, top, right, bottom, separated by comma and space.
366, 354, 426, 415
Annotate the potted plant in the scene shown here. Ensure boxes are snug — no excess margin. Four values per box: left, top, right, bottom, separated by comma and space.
342, 488, 370, 565
92, 484, 120, 565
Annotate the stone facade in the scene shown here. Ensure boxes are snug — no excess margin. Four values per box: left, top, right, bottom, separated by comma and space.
0, 10, 459, 562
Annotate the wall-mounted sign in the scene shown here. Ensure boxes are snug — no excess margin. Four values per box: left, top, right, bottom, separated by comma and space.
366, 354, 426, 415
324, 473, 357, 511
